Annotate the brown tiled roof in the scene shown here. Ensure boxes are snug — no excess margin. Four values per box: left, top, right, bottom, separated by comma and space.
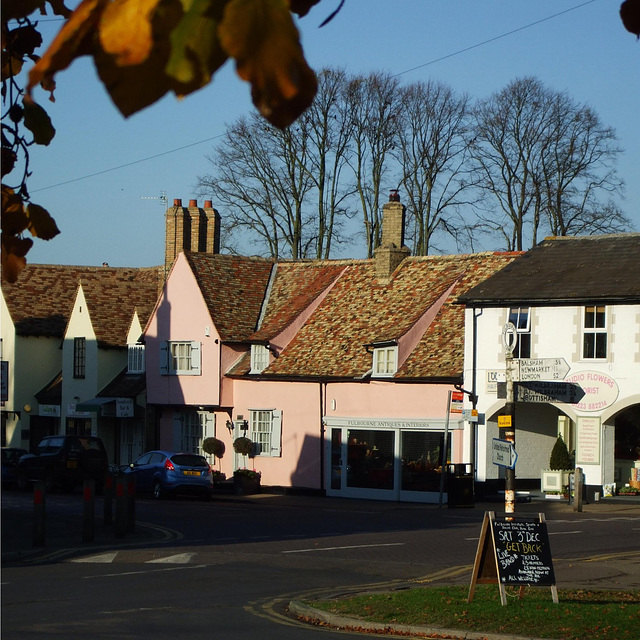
399, 252, 520, 378
458, 234, 640, 305
257, 252, 518, 380
252, 261, 348, 341
3, 264, 163, 347
35, 371, 62, 403
183, 252, 274, 342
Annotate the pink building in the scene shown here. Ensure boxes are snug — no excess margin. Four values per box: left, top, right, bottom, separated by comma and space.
144, 195, 516, 502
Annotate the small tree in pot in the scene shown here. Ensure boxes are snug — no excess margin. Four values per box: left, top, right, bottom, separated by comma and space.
202, 437, 225, 460
542, 435, 574, 496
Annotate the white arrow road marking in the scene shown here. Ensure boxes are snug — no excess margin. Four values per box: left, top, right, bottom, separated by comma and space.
147, 553, 195, 564
71, 552, 118, 564
282, 542, 404, 554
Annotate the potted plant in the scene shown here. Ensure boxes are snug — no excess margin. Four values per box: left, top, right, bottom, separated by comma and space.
542, 435, 573, 497
233, 468, 261, 494
233, 436, 254, 457
202, 437, 225, 460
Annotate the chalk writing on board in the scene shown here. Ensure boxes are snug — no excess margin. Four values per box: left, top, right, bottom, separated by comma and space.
491, 518, 555, 586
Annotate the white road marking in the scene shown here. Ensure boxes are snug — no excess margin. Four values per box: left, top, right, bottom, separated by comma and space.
71, 552, 118, 564
282, 542, 404, 554
147, 553, 195, 564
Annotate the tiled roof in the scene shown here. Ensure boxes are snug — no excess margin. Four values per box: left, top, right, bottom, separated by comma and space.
399, 252, 520, 378
35, 371, 62, 403
458, 234, 640, 305
230, 252, 519, 380
98, 367, 146, 398
184, 252, 274, 342
3, 264, 163, 347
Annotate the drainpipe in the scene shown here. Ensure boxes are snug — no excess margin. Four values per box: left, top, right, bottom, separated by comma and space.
319, 381, 326, 492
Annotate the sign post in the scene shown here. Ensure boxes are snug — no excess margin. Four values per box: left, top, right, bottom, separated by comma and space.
492, 438, 517, 469
518, 358, 570, 382
501, 323, 518, 516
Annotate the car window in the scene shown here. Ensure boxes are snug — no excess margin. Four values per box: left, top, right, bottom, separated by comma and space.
134, 453, 152, 466
47, 437, 65, 451
149, 452, 166, 464
171, 454, 209, 468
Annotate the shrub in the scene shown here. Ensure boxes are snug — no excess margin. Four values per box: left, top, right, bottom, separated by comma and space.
549, 435, 573, 470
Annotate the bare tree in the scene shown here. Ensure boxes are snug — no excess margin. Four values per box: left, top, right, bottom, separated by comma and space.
470, 77, 628, 251
197, 113, 314, 259
469, 77, 553, 251
297, 68, 355, 259
539, 93, 628, 237
344, 71, 401, 257
394, 80, 473, 255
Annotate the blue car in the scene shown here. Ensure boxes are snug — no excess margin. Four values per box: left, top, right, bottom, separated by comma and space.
124, 451, 213, 500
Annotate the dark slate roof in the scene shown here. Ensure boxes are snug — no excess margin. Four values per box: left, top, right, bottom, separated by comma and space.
3, 264, 163, 347
227, 252, 518, 380
98, 367, 146, 398
183, 252, 274, 342
458, 234, 640, 306
35, 371, 62, 403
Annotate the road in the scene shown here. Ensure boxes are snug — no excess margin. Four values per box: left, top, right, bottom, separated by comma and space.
2, 490, 640, 639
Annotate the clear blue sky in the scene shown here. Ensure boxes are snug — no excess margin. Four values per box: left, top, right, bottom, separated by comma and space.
21, 0, 639, 267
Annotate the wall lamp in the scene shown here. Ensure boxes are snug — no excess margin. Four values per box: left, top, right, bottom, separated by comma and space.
225, 420, 234, 435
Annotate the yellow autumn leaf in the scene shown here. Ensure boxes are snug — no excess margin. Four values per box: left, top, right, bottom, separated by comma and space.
99, 0, 162, 66
27, 0, 108, 100
219, 0, 317, 128
93, 0, 183, 116
1, 234, 33, 283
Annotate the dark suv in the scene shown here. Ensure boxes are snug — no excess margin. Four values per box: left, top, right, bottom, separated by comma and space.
17, 435, 108, 493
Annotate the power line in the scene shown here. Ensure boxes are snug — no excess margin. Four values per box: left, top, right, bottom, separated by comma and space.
30, 0, 598, 193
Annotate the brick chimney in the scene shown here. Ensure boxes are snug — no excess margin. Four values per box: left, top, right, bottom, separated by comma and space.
374, 190, 410, 282
165, 198, 221, 273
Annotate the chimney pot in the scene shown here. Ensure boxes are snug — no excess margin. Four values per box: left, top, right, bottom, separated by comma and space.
204, 200, 213, 208
189, 199, 198, 207
173, 198, 182, 206
389, 189, 400, 202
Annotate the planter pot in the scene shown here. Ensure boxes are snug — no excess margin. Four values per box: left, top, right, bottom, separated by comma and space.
233, 475, 261, 495
545, 493, 564, 500
541, 469, 571, 492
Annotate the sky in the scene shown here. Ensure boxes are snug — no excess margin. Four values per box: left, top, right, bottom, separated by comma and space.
15, 0, 640, 267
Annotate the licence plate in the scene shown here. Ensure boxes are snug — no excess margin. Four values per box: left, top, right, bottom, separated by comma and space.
183, 470, 200, 476
67, 460, 77, 468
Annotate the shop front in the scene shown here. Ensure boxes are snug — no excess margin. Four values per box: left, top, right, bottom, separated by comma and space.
324, 417, 464, 502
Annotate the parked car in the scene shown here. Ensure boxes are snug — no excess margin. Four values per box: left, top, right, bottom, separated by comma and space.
17, 435, 108, 493
2, 447, 28, 488
124, 451, 213, 500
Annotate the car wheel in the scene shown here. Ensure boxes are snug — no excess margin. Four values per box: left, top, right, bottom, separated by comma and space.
152, 479, 163, 500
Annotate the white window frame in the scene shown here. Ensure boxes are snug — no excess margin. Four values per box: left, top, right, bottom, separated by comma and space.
508, 307, 531, 359
582, 305, 607, 360
249, 409, 282, 457
160, 341, 201, 375
127, 343, 145, 374
372, 345, 398, 377
250, 344, 270, 374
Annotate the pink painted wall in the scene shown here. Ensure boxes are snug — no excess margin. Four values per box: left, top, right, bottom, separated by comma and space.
145, 254, 222, 406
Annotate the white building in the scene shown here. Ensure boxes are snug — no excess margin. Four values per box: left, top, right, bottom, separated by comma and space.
459, 234, 640, 499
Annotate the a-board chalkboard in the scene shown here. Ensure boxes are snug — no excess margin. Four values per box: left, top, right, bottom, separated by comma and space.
491, 517, 555, 586
469, 511, 558, 605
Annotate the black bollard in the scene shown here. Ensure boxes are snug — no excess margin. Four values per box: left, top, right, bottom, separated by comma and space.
115, 473, 126, 538
103, 473, 114, 526
82, 479, 95, 542
32, 481, 46, 547
126, 477, 136, 533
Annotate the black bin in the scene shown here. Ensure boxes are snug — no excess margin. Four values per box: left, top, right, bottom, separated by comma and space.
446, 463, 474, 508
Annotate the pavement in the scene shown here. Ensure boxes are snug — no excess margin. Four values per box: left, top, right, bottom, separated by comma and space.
3, 489, 640, 640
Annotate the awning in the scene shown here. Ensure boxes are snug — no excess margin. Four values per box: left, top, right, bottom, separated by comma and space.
76, 397, 115, 413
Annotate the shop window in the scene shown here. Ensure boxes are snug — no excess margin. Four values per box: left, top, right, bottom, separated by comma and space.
583, 305, 607, 359
508, 307, 531, 358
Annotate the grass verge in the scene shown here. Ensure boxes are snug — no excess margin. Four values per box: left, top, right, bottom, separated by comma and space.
305, 585, 639, 639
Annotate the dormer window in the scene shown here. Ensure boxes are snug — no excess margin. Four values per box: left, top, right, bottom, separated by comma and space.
250, 344, 270, 374
372, 344, 398, 377
128, 343, 145, 374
